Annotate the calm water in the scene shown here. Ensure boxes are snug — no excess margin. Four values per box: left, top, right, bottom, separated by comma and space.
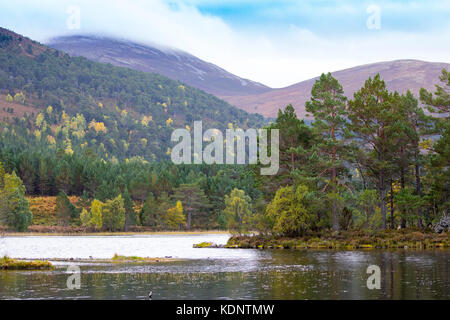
0, 234, 448, 300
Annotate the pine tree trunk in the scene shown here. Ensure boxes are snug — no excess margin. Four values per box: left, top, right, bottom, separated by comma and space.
400, 167, 406, 229
390, 178, 394, 229
415, 151, 423, 229
187, 211, 192, 230
332, 171, 340, 232
330, 125, 339, 232
379, 168, 387, 229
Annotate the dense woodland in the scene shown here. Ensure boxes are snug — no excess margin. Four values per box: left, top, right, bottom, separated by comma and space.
0, 29, 448, 235
0, 28, 264, 162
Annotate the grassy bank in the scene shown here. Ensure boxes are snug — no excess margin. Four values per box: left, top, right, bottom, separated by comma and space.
111, 254, 177, 263
226, 230, 449, 250
0, 256, 54, 270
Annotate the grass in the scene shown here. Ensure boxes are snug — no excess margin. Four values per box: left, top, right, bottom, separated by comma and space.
193, 241, 214, 248
111, 254, 176, 263
227, 229, 450, 250
0, 256, 54, 270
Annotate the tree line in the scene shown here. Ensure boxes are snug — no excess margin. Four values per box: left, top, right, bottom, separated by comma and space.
0, 70, 448, 236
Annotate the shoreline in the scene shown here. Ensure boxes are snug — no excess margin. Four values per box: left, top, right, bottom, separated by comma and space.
0, 230, 230, 237
225, 230, 450, 250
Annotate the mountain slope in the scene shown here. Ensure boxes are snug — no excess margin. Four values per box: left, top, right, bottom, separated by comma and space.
222, 60, 450, 118
48, 35, 271, 97
0, 27, 264, 161
48, 36, 449, 119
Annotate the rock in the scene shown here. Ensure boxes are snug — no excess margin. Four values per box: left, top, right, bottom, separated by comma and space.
434, 215, 450, 234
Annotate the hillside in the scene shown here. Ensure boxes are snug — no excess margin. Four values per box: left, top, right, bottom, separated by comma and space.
48, 35, 271, 97
222, 60, 450, 118
47, 35, 449, 119
0, 27, 264, 161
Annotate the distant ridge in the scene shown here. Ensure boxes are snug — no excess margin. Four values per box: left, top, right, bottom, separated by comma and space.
48, 35, 271, 97
221, 59, 450, 118
48, 35, 449, 119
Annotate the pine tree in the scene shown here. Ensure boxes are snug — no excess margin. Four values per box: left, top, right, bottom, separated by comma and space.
347, 74, 399, 229
262, 104, 313, 195
102, 195, 125, 231
420, 68, 450, 219
55, 191, 76, 226
122, 188, 136, 230
38, 159, 50, 195
172, 183, 210, 230
55, 161, 72, 194
305, 73, 348, 231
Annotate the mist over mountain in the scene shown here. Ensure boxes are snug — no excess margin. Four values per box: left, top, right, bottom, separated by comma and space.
48, 35, 271, 98
48, 35, 448, 119
0, 27, 264, 162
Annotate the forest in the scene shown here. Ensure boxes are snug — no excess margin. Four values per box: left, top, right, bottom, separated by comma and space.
0, 28, 448, 237
0, 66, 448, 235
0, 27, 264, 162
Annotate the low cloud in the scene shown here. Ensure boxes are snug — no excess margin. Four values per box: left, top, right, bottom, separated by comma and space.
1, 0, 449, 87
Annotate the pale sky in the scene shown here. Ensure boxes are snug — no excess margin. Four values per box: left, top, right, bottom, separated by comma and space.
1, 0, 449, 88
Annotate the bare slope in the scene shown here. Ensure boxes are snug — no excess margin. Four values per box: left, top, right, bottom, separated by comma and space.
221, 60, 450, 118
48, 35, 271, 97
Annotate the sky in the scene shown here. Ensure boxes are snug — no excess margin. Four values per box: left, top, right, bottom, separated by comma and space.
1, 0, 449, 88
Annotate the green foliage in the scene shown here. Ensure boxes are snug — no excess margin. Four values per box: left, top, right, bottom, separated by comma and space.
420, 68, 449, 116
420, 69, 450, 220
395, 188, 423, 227
0, 161, 5, 189
260, 105, 314, 196
101, 195, 125, 231
353, 189, 380, 230
305, 73, 349, 231
123, 188, 137, 229
80, 208, 91, 228
172, 183, 210, 230
347, 74, 401, 229
165, 201, 186, 230
90, 199, 103, 230
1, 28, 448, 235
1, 256, 53, 270
223, 188, 252, 234
266, 185, 315, 237
0, 28, 264, 163
0, 170, 32, 231
55, 191, 77, 226
339, 207, 353, 231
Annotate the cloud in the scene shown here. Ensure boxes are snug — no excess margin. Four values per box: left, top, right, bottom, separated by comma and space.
0, 0, 449, 87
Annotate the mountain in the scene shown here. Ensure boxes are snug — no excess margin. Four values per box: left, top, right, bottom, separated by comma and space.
48, 36, 449, 119
221, 60, 450, 118
48, 35, 271, 97
0, 27, 264, 162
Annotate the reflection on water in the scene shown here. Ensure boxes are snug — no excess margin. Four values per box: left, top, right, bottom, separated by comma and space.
0, 235, 448, 299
